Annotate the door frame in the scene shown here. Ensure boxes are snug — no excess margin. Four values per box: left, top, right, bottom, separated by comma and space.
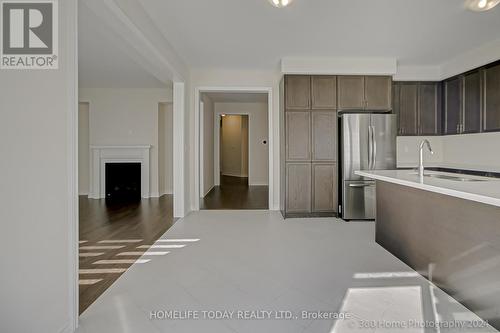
194, 86, 274, 210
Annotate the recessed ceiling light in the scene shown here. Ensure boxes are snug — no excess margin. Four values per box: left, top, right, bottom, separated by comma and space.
465, 0, 500, 11
269, 0, 293, 8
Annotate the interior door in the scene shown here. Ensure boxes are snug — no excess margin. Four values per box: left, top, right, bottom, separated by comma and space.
342, 114, 370, 181
370, 114, 397, 170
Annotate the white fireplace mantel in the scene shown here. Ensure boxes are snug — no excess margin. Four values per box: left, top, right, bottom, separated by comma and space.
89, 145, 151, 199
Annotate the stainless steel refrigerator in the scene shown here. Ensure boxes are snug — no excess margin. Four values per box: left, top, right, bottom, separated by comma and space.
340, 113, 397, 220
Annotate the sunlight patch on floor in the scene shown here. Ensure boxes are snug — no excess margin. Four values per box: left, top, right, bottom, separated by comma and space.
331, 286, 424, 333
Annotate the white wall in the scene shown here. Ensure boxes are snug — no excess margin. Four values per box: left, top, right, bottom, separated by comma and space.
397, 136, 444, 168
0, 1, 77, 332
441, 132, 500, 172
397, 132, 500, 173
201, 95, 215, 196
158, 103, 173, 195
78, 103, 90, 195
79, 88, 172, 197
215, 102, 268, 185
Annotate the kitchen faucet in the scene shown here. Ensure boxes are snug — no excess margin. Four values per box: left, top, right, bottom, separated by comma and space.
418, 139, 434, 178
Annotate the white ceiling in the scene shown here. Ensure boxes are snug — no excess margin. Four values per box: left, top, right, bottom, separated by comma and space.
78, 2, 167, 88
138, 0, 500, 70
203, 92, 268, 103
79, 0, 500, 87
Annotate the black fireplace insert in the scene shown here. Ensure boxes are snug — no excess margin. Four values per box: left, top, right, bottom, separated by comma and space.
105, 163, 141, 202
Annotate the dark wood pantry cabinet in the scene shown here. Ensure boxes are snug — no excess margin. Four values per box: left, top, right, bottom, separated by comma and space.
281, 75, 338, 217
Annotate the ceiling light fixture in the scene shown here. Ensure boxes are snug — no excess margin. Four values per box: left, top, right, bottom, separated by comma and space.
269, 0, 293, 8
465, 0, 500, 11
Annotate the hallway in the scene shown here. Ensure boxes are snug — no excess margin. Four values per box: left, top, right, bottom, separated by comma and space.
200, 175, 269, 210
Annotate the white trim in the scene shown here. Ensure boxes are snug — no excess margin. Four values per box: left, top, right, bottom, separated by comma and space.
173, 82, 185, 217
67, 0, 78, 330
281, 57, 397, 75
203, 185, 214, 197
199, 101, 205, 198
194, 86, 274, 211
221, 172, 249, 178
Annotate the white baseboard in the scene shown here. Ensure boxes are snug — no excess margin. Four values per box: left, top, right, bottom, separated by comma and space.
160, 191, 173, 196
150, 192, 160, 198
221, 172, 248, 178
249, 182, 268, 186
58, 323, 72, 333
202, 185, 214, 198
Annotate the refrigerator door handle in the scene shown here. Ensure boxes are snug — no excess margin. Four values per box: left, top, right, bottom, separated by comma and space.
368, 125, 373, 170
371, 125, 377, 170
348, 183, 374, 188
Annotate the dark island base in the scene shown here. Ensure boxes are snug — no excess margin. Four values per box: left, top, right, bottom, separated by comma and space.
376, 180, 500, 329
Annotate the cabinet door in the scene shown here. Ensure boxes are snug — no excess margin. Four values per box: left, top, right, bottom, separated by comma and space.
444, 77, 462, 135
312, 163, 337, 213
286, 163, 311, 213
337, 76, 365, 110
463, 71, 481, 133
311, 76, 337, 109
392, 83, 401, 115
365, 76, 392, 110
399, 84, 418, 135
418, 83, 440, 135
285, 75, 311, 109
286, 112, 311, 161
311, 111, 337, 161
484, 65, 500, 132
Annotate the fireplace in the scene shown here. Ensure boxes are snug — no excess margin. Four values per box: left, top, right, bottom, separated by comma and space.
105, 163, 141, 202
89, 145, 151, 199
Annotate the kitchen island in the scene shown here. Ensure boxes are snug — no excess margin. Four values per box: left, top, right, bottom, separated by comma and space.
356, 169, 500, 330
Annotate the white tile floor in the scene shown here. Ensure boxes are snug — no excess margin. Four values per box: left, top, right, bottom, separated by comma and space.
76, 211, 497, 333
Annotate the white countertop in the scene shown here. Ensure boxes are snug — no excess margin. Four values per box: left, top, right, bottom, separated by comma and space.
356, 169, 500, 208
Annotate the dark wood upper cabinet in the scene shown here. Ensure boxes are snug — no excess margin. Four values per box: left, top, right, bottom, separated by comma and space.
444, 77, 462, 135
398, 84, 418, 135
365, 76, 392, 110
392, 82, 400, 117
463, 71, 482, 133
311, 76, 337, 109
337, 75, 392, 111
285, 75, 311, 109
418, 83, 441, 135
484, 64, 500, 132
337, 76, 365, 110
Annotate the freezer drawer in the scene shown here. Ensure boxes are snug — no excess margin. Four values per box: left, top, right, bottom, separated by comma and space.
342, 181, 376, 220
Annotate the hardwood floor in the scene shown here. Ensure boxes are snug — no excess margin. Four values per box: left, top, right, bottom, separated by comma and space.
200, 175, 269, 210
79, 195, 174, 314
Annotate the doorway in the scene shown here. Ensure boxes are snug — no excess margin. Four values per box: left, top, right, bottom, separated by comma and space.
198, 91, 270, 210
